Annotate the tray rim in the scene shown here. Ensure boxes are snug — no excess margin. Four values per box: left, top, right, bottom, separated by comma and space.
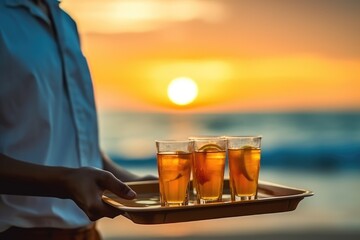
103, 179, 314, 212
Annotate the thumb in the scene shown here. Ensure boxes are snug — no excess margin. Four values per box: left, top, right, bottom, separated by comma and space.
104, 173, 137, 200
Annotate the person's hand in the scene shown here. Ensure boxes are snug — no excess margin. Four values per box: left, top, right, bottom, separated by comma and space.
63, 167, 137, 221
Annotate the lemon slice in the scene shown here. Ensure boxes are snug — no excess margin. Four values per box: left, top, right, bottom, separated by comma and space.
241, 145, 254, 150
198, 143, 223, 152
168, 173, 182, 182
240, 146, 258, 181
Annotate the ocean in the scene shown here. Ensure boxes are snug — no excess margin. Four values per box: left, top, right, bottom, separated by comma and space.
98, 111, 360, 172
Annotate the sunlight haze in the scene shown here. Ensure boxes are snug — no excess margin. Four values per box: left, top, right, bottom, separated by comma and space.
61, 0, 360, 113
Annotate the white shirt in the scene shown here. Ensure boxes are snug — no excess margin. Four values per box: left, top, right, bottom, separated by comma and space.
0, 0, 102, 231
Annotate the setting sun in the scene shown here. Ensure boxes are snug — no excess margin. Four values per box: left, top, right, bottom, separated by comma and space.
167, 77, 198, 106
61, 0, 360, 112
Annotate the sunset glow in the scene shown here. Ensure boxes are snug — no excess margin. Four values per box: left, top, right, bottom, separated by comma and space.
62, 0, 226, 33
61, 0, 360, 113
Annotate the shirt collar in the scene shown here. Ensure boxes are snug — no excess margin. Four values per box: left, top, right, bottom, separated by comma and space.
4, 0, 60, 26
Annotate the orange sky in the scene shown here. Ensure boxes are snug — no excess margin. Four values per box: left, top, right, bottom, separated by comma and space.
61, 0, 360, 113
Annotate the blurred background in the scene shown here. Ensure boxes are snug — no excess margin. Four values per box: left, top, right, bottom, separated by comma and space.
62, 0, 360, 239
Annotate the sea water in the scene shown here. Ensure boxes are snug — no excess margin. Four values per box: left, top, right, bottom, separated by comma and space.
99, 111, 360, 172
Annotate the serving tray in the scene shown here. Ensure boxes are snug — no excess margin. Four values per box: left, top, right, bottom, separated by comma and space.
102, 179, 313, 224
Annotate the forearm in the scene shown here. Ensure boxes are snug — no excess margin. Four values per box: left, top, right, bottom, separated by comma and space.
101, 151, 139, 182
101, 151, 157, 182
0, 153, 71, 198
0, 153, 137, 221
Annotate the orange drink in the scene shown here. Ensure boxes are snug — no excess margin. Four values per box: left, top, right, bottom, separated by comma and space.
188, 136, 220, 195
156, 140, 194, 206
227, 136, 262, 201
193, 138, 227, 204
190, 152, 198, 195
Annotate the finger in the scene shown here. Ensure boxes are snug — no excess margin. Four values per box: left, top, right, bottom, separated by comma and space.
104, 173, 137, 200
87, 204, 123, 221
85, 195, 125, 221
100, 201, 125, 219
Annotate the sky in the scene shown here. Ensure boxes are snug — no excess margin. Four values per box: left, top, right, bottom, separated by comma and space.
61, 0, 360, 113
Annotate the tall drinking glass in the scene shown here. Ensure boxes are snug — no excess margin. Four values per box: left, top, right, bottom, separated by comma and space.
188, 136, 221, 195
227, 136, 262, 201
192, 137, 226, 204
156, 140, 193, 206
